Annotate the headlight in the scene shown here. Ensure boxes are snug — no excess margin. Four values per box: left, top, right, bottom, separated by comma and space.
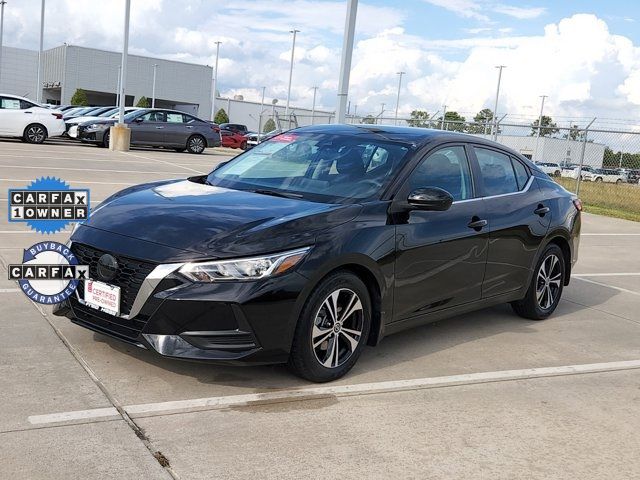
178, 247, 311, 282
86, 123, 109, 131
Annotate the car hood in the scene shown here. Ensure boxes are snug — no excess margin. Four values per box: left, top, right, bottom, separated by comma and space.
68, 115, 105, 125
77, 179, 360, 259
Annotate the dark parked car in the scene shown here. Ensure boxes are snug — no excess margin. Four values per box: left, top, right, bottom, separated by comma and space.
56, 125, 581, 382
77, 108, 221, 152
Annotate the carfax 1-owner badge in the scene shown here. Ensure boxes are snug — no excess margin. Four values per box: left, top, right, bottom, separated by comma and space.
9, 241, 88, 305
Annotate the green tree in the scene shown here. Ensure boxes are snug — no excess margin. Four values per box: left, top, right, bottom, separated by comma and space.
361, 115, 376, 125
437, 111, 466, 132
531, 115, 559, 137
466, 108, 494, 134
214, 108, 229, 124
263, 118, 276, 133
70, 89, 89, 106
406, 110, 430, 128
562, 124, 584, 141
136, 96, 151, 107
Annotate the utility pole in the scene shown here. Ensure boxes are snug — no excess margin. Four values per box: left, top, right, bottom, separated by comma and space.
211, 41, 221, 121
0, 1, 6, 86
394, 71, 405, 125
441, 104, 447, 129
311, 86, 318, 125
492, 65, 506, 140
36, 0, 45, 102
535, 94, 548, 162
619, 150, 624, 168
285, 29, 300, 124
336, 0, 358, 123
258, 86, 266, 137
151, 64, 158, 108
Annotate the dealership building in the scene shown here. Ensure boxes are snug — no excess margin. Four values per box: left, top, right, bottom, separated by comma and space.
0, 44, 334, 128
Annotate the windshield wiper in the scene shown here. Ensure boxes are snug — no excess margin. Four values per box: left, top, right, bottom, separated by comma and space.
250, 189, 303, 199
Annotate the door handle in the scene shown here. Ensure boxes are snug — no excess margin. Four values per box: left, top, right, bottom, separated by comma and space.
186, 125, 193, 129
467, 217, 488, 231
155, 126, 164, 129
534, 204, 550, 216
24, 111, 33, 114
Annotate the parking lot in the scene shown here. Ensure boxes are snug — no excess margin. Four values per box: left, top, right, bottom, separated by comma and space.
1, 139, 640, 479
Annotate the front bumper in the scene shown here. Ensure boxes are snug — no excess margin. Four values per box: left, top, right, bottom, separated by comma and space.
54, 242, 307, 365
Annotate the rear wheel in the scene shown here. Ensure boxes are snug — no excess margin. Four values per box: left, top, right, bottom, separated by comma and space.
101, 130, 111, 148
23, 124, 47, 144
616, 179, 622, 184
186, 135, 206, 154
511, 244, 565, 320
288, 271, 371, 382
240, 141, 247, 150
595, 177, 603, 183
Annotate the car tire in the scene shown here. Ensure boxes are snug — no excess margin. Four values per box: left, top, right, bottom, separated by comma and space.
240, 141, 247, 150
23, 124, 47, 144
287, 271, 372, 382
595, 177, 603, 183
174, 148, 185, 153
511, 244, 565, 320
186, 135, 206, 154
101, 130, 110, 148
554, 170, 560, 177
616, 179, 622, 184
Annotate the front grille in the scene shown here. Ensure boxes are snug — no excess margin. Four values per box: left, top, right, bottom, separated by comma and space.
71, 243, 156, 315
70, 298, 148, 343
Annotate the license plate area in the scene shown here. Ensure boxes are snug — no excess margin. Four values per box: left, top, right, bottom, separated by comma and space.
84, 279, 121, 316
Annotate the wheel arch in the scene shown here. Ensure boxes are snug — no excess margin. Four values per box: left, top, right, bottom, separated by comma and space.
23, 122, 48, 141
542, 232, 573, 286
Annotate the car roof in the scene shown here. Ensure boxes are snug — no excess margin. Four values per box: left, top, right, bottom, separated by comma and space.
0, 93, 35, 102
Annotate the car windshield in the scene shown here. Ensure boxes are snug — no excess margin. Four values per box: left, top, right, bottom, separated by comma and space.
205, 131, 412, 203
99, 108, 119, 117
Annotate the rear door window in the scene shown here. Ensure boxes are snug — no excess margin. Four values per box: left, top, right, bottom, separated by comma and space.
474, 147, 519, 196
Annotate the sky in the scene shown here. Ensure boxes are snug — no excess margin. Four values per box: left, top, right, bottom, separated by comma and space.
3, 0, 640, 127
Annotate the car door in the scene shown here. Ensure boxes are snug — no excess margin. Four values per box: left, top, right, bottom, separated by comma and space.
471, 146, 551, 298
164, 112, 190, 146
0, 97, 34, 135
129, 110, 166, 145
393, 144, 489, 321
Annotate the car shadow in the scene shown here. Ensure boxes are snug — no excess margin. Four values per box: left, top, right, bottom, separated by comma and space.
89, 287, 613, 391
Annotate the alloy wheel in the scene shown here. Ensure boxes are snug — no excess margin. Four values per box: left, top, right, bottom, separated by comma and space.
189, 136, 205, 153
311, 288, 364, 369
26, 125, 45, 143
536, 254, 562, 310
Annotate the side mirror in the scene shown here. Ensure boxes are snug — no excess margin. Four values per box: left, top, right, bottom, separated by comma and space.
133, 117, 144, 123
407, 187, 453, 211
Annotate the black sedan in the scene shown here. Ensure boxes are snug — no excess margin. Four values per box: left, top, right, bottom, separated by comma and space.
77, 108, 221, 153
55, 125, 581, 382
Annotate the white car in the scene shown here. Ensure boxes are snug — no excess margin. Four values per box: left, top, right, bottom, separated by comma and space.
0, 93, 65, 143
583, 168, 627, 184
534, 162, 562, 176
66, 107, 142, 138
560, 165, 594, 179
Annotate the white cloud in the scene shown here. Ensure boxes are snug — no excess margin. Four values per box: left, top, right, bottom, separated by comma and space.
493, 4, 546, 20
423, 0, 490, 22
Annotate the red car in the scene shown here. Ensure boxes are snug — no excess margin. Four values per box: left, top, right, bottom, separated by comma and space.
220, 129, 247, 149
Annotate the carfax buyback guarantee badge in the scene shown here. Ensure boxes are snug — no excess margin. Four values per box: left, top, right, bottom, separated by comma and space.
9, 241, 89, 304
8, 176, 90, 234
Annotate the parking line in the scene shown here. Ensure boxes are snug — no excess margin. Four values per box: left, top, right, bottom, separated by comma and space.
581, 233, 640, 236
0, 288, 20, 293
27, 359, 640, 425
1, 164, 190, 175
573, 277, 640, 296
0, 230, 71, 234
122, 151, 207, 174
574, 273, 640, 277
0, 178, 134, 186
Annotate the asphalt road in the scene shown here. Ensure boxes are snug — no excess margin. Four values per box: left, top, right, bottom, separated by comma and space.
1, 138, 639, 479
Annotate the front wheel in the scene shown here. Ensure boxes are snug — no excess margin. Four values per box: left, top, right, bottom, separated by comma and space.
186, 135, 206, 154
288, 271, 371, 382
101, 130, 110, 148
511, 244, 565, 320
23, 124, 47, 144
616, 179, 622, 184
595, 177, 603, 183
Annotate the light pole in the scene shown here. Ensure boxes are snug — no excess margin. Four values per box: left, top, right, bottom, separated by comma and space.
336, 0, 358, 123
151, 64, 158, 108
394, 71, 405, 125
377, 103, 385, 124
492, 65, 506, 140
311, 86, 318, 125
535, 94, 547, 161
0, 1, 6, 85
211, 41, 221, 121
36, 0, 45, 103
441, 104, 447, 129
115, 65, 121, 106
117, 0, 130, 124
258, 86, 266, 137
285, 29, 299, 124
